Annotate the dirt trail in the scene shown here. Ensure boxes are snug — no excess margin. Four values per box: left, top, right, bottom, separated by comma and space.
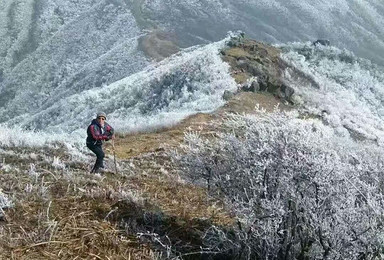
114, 91, 291, 159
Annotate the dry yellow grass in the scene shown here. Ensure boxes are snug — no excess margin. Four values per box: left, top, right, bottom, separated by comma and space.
0, 170, 155, 260
130, 175, 234, 227
0, 145, 235, 259
112, 113, 215, 159
224, 47, 253, 59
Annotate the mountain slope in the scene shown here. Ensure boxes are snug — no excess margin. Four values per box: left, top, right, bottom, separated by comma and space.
0, 38, 292, 259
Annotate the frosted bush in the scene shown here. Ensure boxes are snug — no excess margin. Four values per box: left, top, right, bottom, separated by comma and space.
52, 156, 66, 170
279, 43, 384, 144
0, 190, 12, 218
24, 184, 33, 193
174, 109, 384, 259
28, 163, 40, 180
0, 125, 83, 147
118, 190, 145, 207
0, 164, 13, 173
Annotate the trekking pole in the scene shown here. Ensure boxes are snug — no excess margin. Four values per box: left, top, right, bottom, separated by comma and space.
112, 139, 118, 175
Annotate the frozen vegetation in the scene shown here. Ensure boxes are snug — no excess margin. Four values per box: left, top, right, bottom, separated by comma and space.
0, 125, 84, 148
0, 191, 12, 219
174, 108, 384, 259
280, 42, 384, 145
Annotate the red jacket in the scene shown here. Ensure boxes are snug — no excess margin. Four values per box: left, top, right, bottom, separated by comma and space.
86, 119, 114, 145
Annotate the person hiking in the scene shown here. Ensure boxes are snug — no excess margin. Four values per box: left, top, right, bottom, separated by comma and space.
86, 112, 114, 173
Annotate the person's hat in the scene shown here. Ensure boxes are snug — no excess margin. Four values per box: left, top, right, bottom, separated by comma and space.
96, 112, 107, 119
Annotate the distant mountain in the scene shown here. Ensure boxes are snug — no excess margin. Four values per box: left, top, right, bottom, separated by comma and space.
1, 0, 384, 136
0, 1, 147, 123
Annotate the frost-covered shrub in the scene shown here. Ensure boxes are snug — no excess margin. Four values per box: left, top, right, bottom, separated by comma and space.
0, 190, 12, 218
174, 109, 384, 259
0, 125, 84, 147
226, 31, 246, 47
279, 42, 384, 144
52, 156, 66, 170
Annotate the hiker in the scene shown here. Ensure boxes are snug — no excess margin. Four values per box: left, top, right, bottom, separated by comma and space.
86, 112, 114, 173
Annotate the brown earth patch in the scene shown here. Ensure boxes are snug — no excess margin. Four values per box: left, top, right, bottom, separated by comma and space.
138, 30, 180, 61
113, 92, 291, 160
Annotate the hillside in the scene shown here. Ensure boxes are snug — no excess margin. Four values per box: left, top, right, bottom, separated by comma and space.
0, 39, 299, 259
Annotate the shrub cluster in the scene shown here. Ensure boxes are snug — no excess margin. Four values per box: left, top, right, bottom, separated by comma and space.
174, 108, 384, 259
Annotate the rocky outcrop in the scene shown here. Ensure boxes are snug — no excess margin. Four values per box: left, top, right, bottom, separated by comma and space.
221, 37, 296, 104
313, 39, 330, 46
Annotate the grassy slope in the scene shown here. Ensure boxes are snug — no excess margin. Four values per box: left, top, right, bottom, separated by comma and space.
0, 39, 292, 259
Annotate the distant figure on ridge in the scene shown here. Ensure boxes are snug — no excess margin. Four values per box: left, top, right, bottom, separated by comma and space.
86, 112, 114, 173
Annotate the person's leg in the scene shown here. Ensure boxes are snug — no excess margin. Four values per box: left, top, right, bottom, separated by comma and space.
93, 145, 105, 172
87, 143, 105, 173
87, 143, 97, 173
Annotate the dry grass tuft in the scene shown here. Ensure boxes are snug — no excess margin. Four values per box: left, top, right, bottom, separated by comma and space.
113, 113, 216, 160
2, 201, 155, 259
130, 175, 234, 227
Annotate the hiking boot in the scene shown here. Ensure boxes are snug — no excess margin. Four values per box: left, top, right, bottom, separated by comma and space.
93, 167, 106, 174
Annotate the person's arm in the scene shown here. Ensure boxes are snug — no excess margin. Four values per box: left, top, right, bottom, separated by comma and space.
106, 124, 115, 140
